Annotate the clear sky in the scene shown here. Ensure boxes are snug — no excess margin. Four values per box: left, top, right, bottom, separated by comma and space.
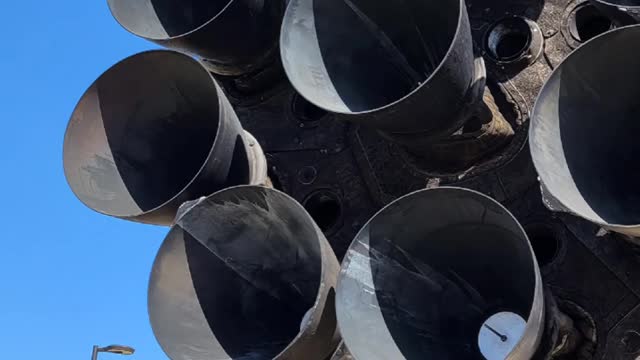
1, 1, 170, 359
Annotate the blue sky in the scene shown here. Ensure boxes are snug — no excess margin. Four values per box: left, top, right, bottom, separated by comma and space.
0, 1, 169, 359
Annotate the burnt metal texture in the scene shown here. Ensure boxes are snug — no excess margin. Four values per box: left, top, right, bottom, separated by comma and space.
63, 50, 265, 225
107, 0, 285, 75
590, 0, 640, 25
215, 0, 640, 358
148, 186, 340, 360
59, 0, 640, 358
530, 25, 640, 238
279, 0, 481, 138
336, 188, 544, 360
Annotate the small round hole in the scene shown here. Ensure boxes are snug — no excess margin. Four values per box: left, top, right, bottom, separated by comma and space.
303, 190, 342, 233
497, 32, 529, 59
292, 93, 328, 123
297, 166, 317, 185
524, 223, 560, 267
570, 4, 612, 42
486, 17, 533, 62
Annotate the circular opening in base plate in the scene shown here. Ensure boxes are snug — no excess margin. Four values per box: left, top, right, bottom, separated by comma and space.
524, 223, 560, 267
486, 17, 533, 62
570, 3, 612, 43
303, 190, 342, 233
297, 166, 318, 185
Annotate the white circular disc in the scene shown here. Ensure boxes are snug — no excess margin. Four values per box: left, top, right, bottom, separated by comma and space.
478, 312, 527, 360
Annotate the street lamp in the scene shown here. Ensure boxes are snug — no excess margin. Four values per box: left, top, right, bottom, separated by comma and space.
91, 345, 135, 360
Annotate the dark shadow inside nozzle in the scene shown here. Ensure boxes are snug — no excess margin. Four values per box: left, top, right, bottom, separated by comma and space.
64, 51, 229, 218
531, 26, 640, 225
108, 0, 232, 39
151, 0, 230, 36
283, 0, 460, 113
98, 65, 218, 212
150, 188, 325, 359
559, 71, 640, 224
338, 190, 537, 359
96, 55, 218, 211
225, 135, 251, 187
370, 224, 534, 358
181, 192, 323, 358
303, 190, 342, 233
185, 232, 315, 358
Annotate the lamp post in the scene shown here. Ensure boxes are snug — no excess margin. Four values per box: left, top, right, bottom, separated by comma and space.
91, 345, 135, 360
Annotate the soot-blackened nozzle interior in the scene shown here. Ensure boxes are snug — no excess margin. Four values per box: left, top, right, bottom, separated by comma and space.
337, 187, 544, 360
63, 50, 257, 225
107, 0, 285, 75
530, 25, 640, 237
280, 0, 479, 137
149, 186, 341, 360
